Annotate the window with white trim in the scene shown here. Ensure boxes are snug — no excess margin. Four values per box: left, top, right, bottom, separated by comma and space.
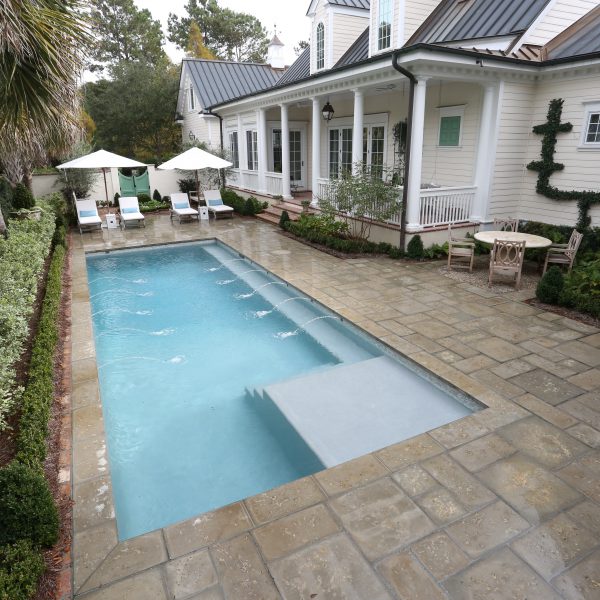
229, 131, 239, 168
438, 106, 465, 147
316, 22, 325, 70
246, 130, 258, 170
362, 125, 386, 178
188, 87, 195, 111
328, 127, 353, 178
378, 0, 393, 50
581, 102, 600, 147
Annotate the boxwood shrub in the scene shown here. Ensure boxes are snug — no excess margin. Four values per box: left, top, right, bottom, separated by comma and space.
219, 189, 267, 216
0, 540, 45, 600
0, 462, 58, 548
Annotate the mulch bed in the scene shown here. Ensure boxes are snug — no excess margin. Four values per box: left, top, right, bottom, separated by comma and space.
525, 297, 600, 328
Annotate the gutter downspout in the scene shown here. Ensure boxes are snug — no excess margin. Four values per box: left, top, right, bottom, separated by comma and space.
392, 53, 417, 252
204, 109, 225, 188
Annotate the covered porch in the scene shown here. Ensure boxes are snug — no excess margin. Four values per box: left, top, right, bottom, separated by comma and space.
221, 68, 501, 234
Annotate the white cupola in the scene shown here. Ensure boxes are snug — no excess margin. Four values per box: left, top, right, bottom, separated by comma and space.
267, 34, 286, 69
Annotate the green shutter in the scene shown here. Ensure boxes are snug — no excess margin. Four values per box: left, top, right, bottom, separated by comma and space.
439, 115, 461, 147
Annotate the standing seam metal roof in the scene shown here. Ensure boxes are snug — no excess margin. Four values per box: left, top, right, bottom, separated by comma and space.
414, 0, 551, 44
276, 47, 311, 86
547, 10, 600, 59
184, 59, 283, 109
330, 0, 370, 9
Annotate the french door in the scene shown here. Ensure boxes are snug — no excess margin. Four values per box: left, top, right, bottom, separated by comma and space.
329, 124, 386, 179
272, 128, 306, 188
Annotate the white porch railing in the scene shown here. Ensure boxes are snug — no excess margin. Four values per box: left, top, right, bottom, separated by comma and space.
317, 178, 402, 226
419, 186, 476, 227
265, 172, 283, 196
317, 179, 477, 228
240, 169, 259, 190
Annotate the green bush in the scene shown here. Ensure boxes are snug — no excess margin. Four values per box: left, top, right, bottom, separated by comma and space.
423, 242, 448, 259
152, 189, 162, 201
279, 210, 290, 229
220, 188, 246, 214
139, 200, 169, 213
41, 192, 69, 228
12, 184, 35, 211
178, 177, 196, 194
0, 540, 44, 600
406, 235, 424, 259
0, 463, 58, 547
113, 193, 120, 204
0, 213, 55, 430
244, 196, 267, 216
389, 247, 404, 259
16, 244, 65, 468
536, 266, 564, 304
559, 258, 600, 318
137, 193, 152, 204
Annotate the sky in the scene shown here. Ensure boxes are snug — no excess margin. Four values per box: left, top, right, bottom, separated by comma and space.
134, 0, 311, 65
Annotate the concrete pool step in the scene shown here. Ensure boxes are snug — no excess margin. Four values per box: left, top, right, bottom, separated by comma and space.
250, 355, 473, 468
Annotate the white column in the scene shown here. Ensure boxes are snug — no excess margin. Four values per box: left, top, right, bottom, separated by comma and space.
257, 108, 268, 194
281, 103, 292, 200
472, 84, 499, 223
352, 89, 364, 174
406, 77, 428, 232
311, 97, 321, 206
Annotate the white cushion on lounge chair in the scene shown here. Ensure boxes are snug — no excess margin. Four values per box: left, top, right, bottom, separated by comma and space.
75, 199, 102, 226
170, 193, 198, 214
203, 190, 233, 216
118, 196, 145, 223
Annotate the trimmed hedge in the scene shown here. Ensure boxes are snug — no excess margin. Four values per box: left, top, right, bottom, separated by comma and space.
407, 235, 424, 259
536, 266, 564, 304
0, 540, 45, 600
219, 189, 267, 216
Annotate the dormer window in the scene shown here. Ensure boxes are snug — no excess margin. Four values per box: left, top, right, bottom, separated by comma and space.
378, 0, 393, 50
316, 22, 325, 70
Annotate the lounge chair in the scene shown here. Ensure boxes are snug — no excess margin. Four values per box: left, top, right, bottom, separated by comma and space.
118, 196, 145, 229
75, 199, 102, 235
203, 190, 234, 219
169, 193, 199, 223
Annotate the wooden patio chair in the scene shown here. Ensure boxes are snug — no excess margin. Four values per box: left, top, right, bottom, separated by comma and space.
488, 239, 526, 289
543, 229, 583, 274
447, 223, 475, 272
493, 217, 519, 232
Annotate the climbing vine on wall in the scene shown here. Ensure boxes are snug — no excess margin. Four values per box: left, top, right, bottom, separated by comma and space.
527, 98, 600, 231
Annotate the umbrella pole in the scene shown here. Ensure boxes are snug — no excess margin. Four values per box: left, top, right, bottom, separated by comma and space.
195, 170, 200, 204
103, 168, 110, 213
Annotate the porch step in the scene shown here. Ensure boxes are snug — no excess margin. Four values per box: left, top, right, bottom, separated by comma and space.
257, 201, 307, 226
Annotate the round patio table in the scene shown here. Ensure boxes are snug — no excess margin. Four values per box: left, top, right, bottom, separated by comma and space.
474, 231, 552, 248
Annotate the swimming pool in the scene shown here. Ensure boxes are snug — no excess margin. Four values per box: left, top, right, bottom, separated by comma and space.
87, 240, 478, 540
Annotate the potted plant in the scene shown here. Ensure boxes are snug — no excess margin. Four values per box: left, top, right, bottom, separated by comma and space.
301, 199, 311, 213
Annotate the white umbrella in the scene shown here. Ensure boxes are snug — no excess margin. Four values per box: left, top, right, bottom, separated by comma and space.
57, 149, 147, 206
157, 147, 232, 199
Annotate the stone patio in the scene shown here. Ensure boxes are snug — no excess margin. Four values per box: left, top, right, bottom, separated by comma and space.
70, 215, 600, 599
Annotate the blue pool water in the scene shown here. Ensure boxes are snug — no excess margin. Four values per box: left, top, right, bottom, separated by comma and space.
88, 241, 474, 540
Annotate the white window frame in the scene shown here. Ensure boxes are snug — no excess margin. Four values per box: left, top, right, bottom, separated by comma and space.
579, 101, 600, 150
229, 131, 239, 169
437, 105, 466, 149
327, 113, 389, 178
377, 0, 393, 51
245, 130, 258, 171
188, 87, 195, 112
316, 22, 325, 70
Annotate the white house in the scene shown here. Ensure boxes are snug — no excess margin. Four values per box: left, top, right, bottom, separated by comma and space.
176, 0, 600, 240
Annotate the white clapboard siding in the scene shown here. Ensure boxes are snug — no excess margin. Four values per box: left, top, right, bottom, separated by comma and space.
488, 81, 537, 221
333, 13, 369, 64
518, 72, 600, 227
404, 0, 444, 43
521, 0, 600, 47
421, 81, 481, 187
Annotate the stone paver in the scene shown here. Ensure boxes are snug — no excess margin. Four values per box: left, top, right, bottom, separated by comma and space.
510, 513, 598, 581
69, 217, 599, 599
270, 534, 392, 600
443, 547, 562, 599
329, 478, 435, 560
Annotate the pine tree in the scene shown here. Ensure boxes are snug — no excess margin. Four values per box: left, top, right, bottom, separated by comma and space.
186, 21, 216, 59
